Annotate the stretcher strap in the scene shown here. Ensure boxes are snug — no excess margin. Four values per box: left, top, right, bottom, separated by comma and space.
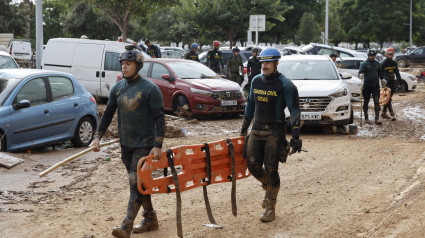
201, 143, 217, 225
227, 139, 237, 217
167, 149, 183, 237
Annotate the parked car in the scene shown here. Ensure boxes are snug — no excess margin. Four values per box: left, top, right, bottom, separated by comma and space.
0, 69, 98, 152
336, 57, 418, 92
0, 51, 19, 69
199, 49, 252, 74
140, 59, 245, 115
403, 47, 416, 54
8, 40, 33, 60
160, 46, 186, 55
281, 46, 302, 55
301, 43, 367, 59
395, 46, 425, 68
279, 55, 353, 127
161, 50, 184, 59
42, 38, 151, 98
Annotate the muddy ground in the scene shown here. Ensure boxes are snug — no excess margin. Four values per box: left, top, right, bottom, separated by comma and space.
1, 71, 425, 238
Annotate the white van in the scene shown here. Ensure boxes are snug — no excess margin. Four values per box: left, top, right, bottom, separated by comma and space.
42, 38, 150, 98
8, 40, 33, 60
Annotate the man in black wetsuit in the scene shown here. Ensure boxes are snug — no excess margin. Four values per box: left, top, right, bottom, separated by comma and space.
358, 49, 382, 125
380, 47, 401, 121
240, 47, 302, 222
184, 43, 200, 61
246, 47, 261, 92
206, 40, 224, 74
91, 45, 165, 238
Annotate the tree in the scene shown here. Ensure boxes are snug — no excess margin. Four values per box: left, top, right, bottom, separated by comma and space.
0, 0, 27, 38
328, 0, 345, 45
64, 2, 120, 40
89, 0, 176, 42
297, 12, 320, 44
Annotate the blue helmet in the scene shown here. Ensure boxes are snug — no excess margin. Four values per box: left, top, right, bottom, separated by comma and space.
191, 43, 198, 49
258, 47, 281, 62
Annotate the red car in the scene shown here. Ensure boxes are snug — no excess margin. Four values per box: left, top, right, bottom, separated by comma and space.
138, 58, 245, 115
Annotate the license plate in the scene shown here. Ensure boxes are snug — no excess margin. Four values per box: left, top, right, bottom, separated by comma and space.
220, 100, 237, 106
301, 113, 321, 120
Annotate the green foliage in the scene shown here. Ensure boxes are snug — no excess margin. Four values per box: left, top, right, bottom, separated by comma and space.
297, 12, 320, 44
0, 0, 29, 38
63, 2, 120, 40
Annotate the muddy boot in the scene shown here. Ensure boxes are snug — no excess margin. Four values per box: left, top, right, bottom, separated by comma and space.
260, 199, 276, 222
364, 114, 370, 123
381, 113, 390, 119
112, 218, 133, 238
375, 119, 382, 125
133, 210, 159, 233
390, 112, 396, 121
261, 184, 267, 208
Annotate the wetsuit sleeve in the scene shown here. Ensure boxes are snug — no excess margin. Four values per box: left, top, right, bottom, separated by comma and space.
284, 84, 301, 140
220, 52, 224, 67
96, 90, 118, 138
247, 59, 251, 76
227, 58, 231, 75
394, 63, 402, 83
358, 62, 365, 76
241, 78, 256, 132
147, 86, 165, 148
206, 51, 211, 64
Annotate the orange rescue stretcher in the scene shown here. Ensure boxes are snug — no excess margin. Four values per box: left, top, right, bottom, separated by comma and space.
379, 87, 391, 106
136, 136, 250, 237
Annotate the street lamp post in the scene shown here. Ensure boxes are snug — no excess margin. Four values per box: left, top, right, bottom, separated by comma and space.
410, 0, 412, 47
325, 0, 329, 44
36, 0, 43, 69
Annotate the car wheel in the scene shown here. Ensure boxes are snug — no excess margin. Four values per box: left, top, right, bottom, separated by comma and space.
348, 109, 354, 124
395, 80, 408, 93
397, 59, 407, 68
72, 117, 94, 147
175, 95, 189, 112
0, 132, 6, 151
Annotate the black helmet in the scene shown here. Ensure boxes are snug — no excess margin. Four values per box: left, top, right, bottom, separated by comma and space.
232, 47, 240, 52
144, 39, 150, 44
367, 49, 377, 56
251, 47, 260, 53
119, 45, 144, 79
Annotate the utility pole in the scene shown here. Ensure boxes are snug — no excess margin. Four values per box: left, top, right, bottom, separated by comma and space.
409, 0, 413, 47
36, 0, 43, 69
325, 0, 329, 44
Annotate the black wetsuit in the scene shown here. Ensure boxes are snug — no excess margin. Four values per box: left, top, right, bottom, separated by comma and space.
96, 75, 165, 230
359, 59, 382, 120
380, 58, 401, 116
184, 51, 199, 61
246, 56, 261, 91
242, 71, 301, 203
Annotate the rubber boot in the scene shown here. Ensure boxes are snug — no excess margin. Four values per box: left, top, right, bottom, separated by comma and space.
260, 199, 276, 222
260, 187, 279, 222
390, 112, 396, 121
133, 210, 159, 233
112, 218, 133, 238
261, 184, 267, 209
375, 110, 382, 125
364, 114, 370, 123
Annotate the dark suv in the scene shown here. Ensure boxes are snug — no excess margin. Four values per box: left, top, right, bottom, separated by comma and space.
198, 49, 252, 73
395, 46, 425, 68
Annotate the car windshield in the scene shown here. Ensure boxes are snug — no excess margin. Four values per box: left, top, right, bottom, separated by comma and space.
278, 60, 339, 80
167, 62, 220, 79
0, 78, 20, 105
0, 56, 18, 69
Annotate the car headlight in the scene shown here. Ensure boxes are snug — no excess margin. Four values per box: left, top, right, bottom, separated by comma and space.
190, 87, 213, 96
408, 75, 415, 81
329, 87, 348, 98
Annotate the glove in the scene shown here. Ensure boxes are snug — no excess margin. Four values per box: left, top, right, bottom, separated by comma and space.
290, 138, 302, 153
240, 119, 250, 136
381, 79, 387, 87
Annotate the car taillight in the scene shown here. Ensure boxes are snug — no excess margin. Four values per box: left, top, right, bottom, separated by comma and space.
89, 96, 97, 104
244, 67, 247, 74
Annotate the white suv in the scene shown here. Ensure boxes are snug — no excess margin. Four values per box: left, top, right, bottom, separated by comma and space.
280, 55, 353, 126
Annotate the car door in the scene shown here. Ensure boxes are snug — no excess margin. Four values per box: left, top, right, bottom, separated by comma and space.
409, 48, 424, 65
148, 62, 174, 109
46, 76, 80, 135
101, 51, 122, 97
8, 77, 53, 145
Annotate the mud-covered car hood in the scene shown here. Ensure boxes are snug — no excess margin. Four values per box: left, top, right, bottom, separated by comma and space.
292, 80, 346, 97
185, 78, 241, 91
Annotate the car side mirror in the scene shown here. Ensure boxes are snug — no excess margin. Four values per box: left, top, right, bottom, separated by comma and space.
340, 72, 352, 79
161, 74, 172, 81
14, 99, 31, 110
